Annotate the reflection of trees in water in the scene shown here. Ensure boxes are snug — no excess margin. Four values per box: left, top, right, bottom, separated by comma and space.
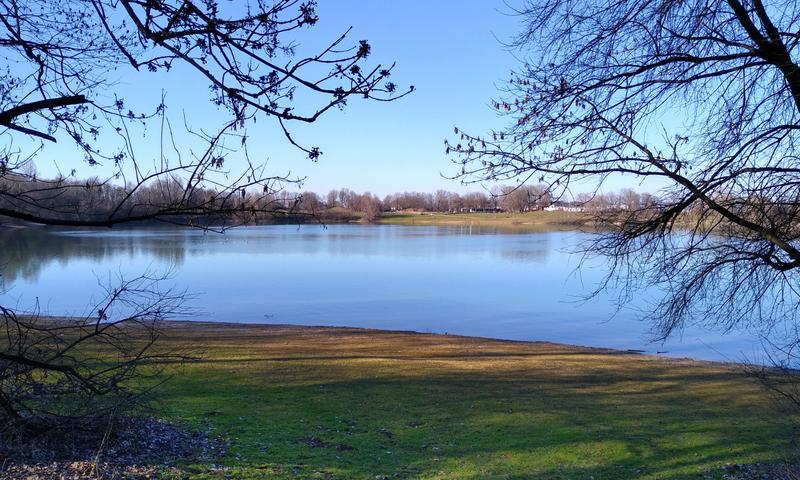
0, 225, 558, 294
311, 225, 553, 262
498, 247, 550, 263
0, 228, 187, 285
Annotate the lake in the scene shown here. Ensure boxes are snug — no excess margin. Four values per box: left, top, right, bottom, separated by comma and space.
0, 224, 767, 362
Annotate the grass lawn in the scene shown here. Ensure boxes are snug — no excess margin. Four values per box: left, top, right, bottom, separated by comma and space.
153, 322, 796, 479
377, 211, 592, 230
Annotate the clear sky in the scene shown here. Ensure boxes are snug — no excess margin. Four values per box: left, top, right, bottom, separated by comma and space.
24, 0, 527, 197
279, 0, 524, 196
21, 0, 674, 198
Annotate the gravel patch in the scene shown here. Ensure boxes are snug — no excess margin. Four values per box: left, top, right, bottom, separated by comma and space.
0, 415, 228, 479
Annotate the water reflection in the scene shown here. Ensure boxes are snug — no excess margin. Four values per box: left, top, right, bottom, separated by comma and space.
0, 224, 765, 363
0, 227, 189, 284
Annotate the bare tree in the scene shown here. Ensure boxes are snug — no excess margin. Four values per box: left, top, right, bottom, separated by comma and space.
0, 273, 186, 428
496, 184, 551, 212
447, 0, 800, 364
1, 0, 411, 228
326, 189, 340, 208
498, 185, 529, 213
462, 191, 492, 211
0, 0, 408, 432
297, 191, 322, 214
354, 192, 382, 222
433, 189, 451, 212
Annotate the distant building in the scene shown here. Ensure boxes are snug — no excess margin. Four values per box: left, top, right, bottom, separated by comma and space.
459, 207, 504, 213
544, 201, 585, 212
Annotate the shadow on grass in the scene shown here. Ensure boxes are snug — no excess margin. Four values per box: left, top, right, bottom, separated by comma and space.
158, 358, 793, 480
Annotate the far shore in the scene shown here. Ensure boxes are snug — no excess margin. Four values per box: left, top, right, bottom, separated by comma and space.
376, 210, 594, 229
0, 210, 595, 232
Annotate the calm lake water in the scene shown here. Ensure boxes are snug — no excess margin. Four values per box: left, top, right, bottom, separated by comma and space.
0, 224, 767, 362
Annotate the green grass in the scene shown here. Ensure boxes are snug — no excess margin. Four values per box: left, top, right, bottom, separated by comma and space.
377, 211, 592, 230
151, 322, 796, 479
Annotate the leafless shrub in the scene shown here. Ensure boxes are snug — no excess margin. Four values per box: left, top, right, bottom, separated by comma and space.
0, 272, 189, 434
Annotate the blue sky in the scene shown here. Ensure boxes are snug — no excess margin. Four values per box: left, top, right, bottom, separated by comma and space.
288, 0, 523, 195
25, 0, 663, 198
26, 0, 526, 197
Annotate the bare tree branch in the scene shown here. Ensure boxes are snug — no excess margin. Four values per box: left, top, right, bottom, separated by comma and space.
448, 0, 800, 353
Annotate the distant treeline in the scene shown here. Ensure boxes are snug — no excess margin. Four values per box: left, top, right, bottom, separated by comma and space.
0, 172, 274, 226
288, 186, 660, 219
0, 171, 658, 226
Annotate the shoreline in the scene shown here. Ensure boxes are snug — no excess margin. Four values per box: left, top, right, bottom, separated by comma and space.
12, 315, 755, 368
160, 319, 744, 369
376, 210, 594, 230
1, 211, 595, 231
